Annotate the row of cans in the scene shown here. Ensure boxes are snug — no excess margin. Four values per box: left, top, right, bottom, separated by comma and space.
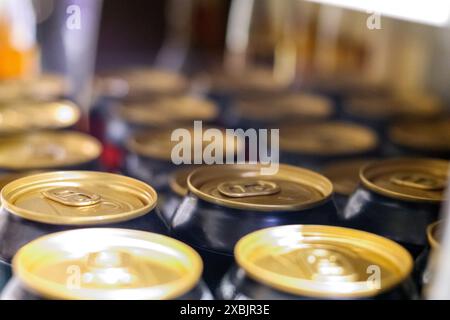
0, 155, 448, 299
91, 67, 450, 172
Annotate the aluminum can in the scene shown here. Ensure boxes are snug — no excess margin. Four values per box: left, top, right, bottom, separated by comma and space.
388, 119, 450, 159
342, 158, 449, 257
229, 93, 335, 130
0, 171, 167, 263
322, 159, 376, 214
0, 131, 102, 173
278, 121, 379, 171
170, 164, 338, 290
1, 228, 211, 300
218, 224, 418, 300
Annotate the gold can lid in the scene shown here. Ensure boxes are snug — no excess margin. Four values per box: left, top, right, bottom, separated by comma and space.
127, 126, 243, 161
279, 122, 378, 156
196, 67, 288, 96
427, 221, 442, 249
0, 100, 80, 134
345, 94, 442, 120
389, 119, 450, 152
0, 74, 68, 102
0, 131, 102, 170
116, 68, 188, 97
235, 225, 413, 298
169, 166, 198, 197
322, 159, 376, 196
12, 228, 202, 300
235, 93, 333, 121
1, 171, 157, 225
119, 96, 218, 126
187, 164, 333, 211
360, 158, 449, 202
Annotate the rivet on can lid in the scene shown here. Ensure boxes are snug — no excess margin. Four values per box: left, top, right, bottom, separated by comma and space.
1, 171, 158, 225
235, 225, 413, 298
12, 228, 203, 300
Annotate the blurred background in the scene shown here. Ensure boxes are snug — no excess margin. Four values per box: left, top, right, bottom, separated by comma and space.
0, 0, 450, 298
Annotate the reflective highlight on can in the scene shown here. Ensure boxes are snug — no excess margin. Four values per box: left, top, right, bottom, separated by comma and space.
218, 225, 417, 300
0, 171, 166, 262
1, 228, 211, 300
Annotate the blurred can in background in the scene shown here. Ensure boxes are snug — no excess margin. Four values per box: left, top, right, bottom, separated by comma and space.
1, 228, 211, 300
0, 131, 102, 173
106, 95, 218, 148
0, 74, 69, 103
229, 92, 335, 129
413, 220, 441, 293
388, 119, 450, 159
0, 171, 166, 263
342, 158, 449, 257
91, 67, 190, 170
0, 100, 80, 135
0, 171, 44, 291
193, 68, 290, 125
322, 158, 376, 214
278, 121, 379, 171
170, 164, 337, 291
124, 125, 241, 191
160, 166, 194, 225
218, 225, 417, 300
342, 94, 443, 138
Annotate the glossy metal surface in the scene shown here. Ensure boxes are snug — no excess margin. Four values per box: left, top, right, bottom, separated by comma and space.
0, 131, 102, 171
218, 225, 417, 300
2, 229, 208, 300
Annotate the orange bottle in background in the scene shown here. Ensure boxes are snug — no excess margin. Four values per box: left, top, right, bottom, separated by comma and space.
0, 12, 38, 80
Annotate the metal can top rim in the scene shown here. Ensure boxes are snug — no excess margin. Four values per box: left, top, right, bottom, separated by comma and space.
427, 220, 441, 250
0, 131, 102, 170
0, 100, 80, 135
118, 95, 218, 126
279, 121, 378, 156
169, 167, 195, 197
389, 119, 450, 152
111, 67, 188, 96
127, 126, 243, 161
235, 93, 333, 121
322, 159, 377, 196
1, 171, 158, 225
235, 224, 413, 298
187, 164, 333, 211
360, 158, 449, 203
12, 228, 203, 300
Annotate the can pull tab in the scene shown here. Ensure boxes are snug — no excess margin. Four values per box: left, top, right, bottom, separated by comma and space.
390, 172, 445, 191
42, 187, 102, 207
218, 180, 281, 198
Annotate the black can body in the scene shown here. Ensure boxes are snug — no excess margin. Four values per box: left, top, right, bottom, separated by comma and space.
124, 153, 176, 191
1, 277, 212, 300
341, 187, 440, 258
0, 208, 168, 263
170, 193, 338, 291
0, 260, 11, 291
218, 266, 418, 300
159, 190, 184, 226
172, 194, 338, 254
